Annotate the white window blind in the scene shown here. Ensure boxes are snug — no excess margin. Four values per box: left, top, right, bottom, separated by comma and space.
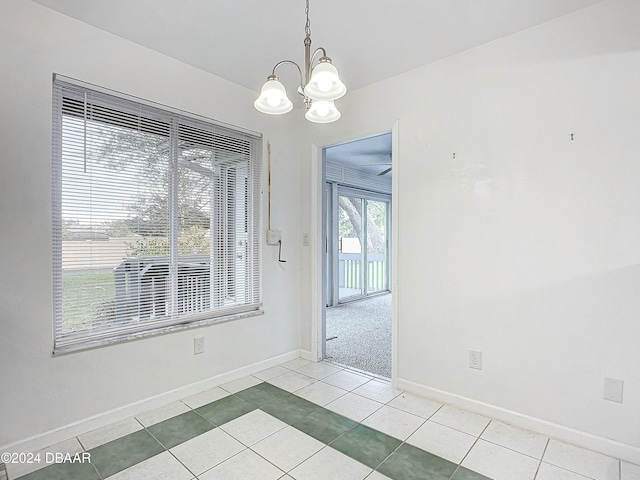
52, 76, 262, 352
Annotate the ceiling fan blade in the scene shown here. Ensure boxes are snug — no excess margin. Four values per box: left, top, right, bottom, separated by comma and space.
377, 167, 392, 176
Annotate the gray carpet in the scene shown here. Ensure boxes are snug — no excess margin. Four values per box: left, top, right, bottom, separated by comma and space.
325, 293, 392, 378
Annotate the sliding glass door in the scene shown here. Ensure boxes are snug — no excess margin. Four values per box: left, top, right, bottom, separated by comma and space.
333, 186, 390, 303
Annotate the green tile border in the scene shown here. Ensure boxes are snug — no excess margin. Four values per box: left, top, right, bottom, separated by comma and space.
260, 393, 321, 425
14, 378, 496, 480
89, 429, 165, 478
195, 394, 257, 426
376, 443, 457, 480
293, 407, 358, 444
12, 461, 100, 480
330, 423, 402, 469
450, 466, 493, 480
146, 410, 215, 449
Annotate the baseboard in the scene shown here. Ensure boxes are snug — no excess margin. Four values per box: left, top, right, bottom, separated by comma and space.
397, 377, 640, 465
299, 349, 316, 361
1, 349, 302, 455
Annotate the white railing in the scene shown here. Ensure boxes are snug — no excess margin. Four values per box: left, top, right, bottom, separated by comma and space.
113, 255, 210, 322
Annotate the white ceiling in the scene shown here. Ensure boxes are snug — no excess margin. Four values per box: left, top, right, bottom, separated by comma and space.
33, 0, 602, 93
32, 0, 602, 178
326, 133, 393, 178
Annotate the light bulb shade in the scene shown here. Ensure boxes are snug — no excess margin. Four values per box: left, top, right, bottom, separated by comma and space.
304, 61, 346, 101
254, 78, 293, 115
305, 100, 341, 123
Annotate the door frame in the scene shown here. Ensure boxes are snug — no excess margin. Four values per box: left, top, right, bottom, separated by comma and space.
310, 121, 399, 384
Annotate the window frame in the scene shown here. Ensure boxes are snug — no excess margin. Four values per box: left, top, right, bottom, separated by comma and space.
51, 75, 263, 354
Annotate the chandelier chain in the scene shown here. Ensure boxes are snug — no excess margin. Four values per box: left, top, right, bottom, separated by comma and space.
305, 0, 311, 38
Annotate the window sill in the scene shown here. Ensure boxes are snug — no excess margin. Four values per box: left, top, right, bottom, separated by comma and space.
52, 308, 264, 356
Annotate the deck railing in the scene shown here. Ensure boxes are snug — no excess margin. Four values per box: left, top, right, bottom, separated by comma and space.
113, 255, 210, 322
338, 253, 386, 292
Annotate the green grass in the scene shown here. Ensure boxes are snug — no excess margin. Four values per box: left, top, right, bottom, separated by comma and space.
62, 270, 115, 332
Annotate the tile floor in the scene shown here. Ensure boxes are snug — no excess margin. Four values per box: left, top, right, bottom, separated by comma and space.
5, 358, 639, 480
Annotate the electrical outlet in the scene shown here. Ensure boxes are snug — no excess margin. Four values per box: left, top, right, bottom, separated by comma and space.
303, 232, 310, 246
194, 336, 205, 355
267, 229, 282, 245
604, 377, 623, 403
469, 349, 482, 370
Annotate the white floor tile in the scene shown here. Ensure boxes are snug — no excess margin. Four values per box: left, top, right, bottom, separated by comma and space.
536, 462, 594, 480
289, 446, 373, 480
481, 421, 548, 459
622, 461, 640, 480
77, 417, 142, 450
387, 392, 443, 420
4, 437, 84, 479
267, 371, 316, 392
353, 380, 402, 404
108, 451, 193, 480
220, 375, 263, 394
294, 381, 348, 406
281, 358, 314, 371
323, 370, 372, 391
406, 420, 477, 464
254, 366, 290, 381
429, 405, 491, 437
170, 428, 245, 476
295, 362, 343, 380
180, 386, 229, 409
325, 392, 384, 422
220, 409, 288, 446
361, 405, 425, 441
365, 471, 393, 480
462, 439, 540, 480
543, 440, 619, 480
252, 426, 325, 472
135, 400, 190, 427
199, 448, 284, 480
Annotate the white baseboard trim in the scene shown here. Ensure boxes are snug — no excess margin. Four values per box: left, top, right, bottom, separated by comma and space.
397, 377, 640, 465
299, 349, 316, 361
1, 349, 302, 455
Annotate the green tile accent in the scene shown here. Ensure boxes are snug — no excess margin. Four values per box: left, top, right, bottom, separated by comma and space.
235, 382, 289, 407
330, 423, 402, 469
89, 429, 164, 478
16, 461, 100, 480
260, 393, 321, 425
293, 407, 357, 444
376, 443, 457, 480
451, 466, 492, 480
14, 374, 496, 480
147, 410, 215, 449
195, 394, 257, 426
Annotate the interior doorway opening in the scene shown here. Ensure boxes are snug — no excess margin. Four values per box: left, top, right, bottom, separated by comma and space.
322, 132, 392, 378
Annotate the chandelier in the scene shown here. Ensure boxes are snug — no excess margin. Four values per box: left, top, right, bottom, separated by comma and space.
254, 0, 346, 123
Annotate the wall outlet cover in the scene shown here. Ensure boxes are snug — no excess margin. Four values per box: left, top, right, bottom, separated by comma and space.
194, 336, 205, 355
469, 349, 482, 370
603, 377, 623, 403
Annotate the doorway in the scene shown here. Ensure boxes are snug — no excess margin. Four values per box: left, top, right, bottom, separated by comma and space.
321, 133, 393, 378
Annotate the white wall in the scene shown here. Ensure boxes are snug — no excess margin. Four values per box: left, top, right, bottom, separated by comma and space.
307, 0, 640, 461
0, 0, 305, 448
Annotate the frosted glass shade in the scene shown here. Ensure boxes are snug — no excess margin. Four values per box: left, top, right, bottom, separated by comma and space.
304, 61, 346, 101
305, 100, 341, 123
254, 78, 293, 114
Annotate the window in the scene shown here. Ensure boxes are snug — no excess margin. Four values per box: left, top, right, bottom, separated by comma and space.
52, 76, 262, 352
